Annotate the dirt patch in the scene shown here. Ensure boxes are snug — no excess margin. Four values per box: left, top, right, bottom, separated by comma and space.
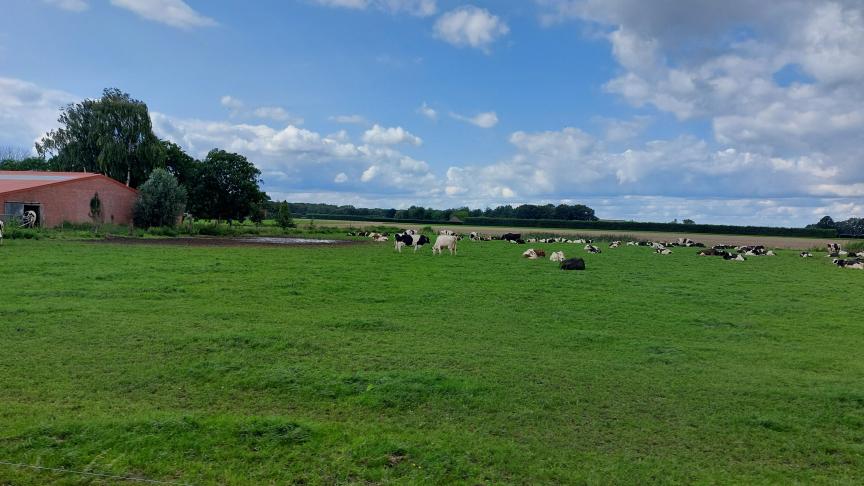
90, 235, 359, 248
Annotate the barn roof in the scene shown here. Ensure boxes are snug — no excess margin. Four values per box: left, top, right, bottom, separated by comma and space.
0, 171, 135, 196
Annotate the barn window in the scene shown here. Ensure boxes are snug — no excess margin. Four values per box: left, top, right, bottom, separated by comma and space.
4, 202, 24, 218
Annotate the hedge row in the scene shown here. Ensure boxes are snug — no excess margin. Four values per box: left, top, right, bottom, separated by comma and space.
305, 214, 837, 238
462, 217, 837, 238
306, 214, 444, 225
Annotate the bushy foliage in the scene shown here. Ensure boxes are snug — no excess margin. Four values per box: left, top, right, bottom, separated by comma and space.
807, 216, 864, 236
187, 150, 266, 223
36, 88, 164, 187
133, 169, 187, 228
276, 202, 295, 229
0, 156, 54, 171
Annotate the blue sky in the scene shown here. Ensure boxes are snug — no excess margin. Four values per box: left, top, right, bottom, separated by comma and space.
1, 0, 863, 225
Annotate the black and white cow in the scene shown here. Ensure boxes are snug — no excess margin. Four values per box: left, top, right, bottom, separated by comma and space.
0, 219, 4, 245
21, 210, 37, 228
832, 258, 863, 269
800, 251, 813, 258
584, 244, 601, 254
395, 233, 430, 252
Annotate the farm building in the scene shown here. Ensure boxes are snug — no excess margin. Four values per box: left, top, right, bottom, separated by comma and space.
0, 171, 138, 227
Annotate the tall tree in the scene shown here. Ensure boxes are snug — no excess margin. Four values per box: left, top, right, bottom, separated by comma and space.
161, 140, 199, 187
189, 149, 266, 223
36, 88, 164, 187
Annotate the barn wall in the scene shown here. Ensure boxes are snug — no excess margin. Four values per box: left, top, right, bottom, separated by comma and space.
0, 177, 138, 227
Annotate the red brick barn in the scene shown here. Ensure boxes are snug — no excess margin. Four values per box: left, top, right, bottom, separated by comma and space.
0, 171, 138, 227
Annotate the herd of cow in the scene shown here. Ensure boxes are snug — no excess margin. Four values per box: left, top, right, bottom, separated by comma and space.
348, 228, 863, 272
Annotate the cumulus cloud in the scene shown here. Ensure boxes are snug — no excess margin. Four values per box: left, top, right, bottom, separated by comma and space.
311, 0, 437, 17
532, 0, 864, 212
361, 124, 423, 146
43, 0, 89, 12
151, 112, 436, 196
109, 0, 217, 28
0, 77, 77, 151
417, 102, 438, 121
450, 111, 498, 128
434, 6, 509, 52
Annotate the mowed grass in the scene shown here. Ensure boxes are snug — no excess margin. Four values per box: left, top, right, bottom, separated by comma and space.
1, 239, 863, 484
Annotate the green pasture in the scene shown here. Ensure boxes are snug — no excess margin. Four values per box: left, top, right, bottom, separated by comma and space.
1, 238, 862, 484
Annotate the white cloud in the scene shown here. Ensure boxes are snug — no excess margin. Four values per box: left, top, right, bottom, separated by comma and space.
109, 0, 217, 28
220, 95, 244, 110
361, 124, 423, 146
417, 102, 438, 121
311, 0, 437, 17
595, 115, 651, 142
43, 0, 89, 12
434, 6, 509, 52
152, 112, 436, 196
450, 111, 498, 128
0, 77, 77, 151
329, 114, 368, 125
530, 0, 864, 210
220, 95, 303, 125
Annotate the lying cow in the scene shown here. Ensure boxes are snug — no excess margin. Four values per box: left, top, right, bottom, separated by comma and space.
432, 235, 458, 255
609, 241, 621, 248
549, 251, 566, 262
656, 248, 672, 255
833, 258, 864, 269
522, 248, 546, 259
560, 257, 586, 270
0, 219, 4, 245
800, 251, 813, 258
502, 232, 522, 242
394, 233, 430, 252
584, 244, 601, 254
438, 229, 456, 236
724, 253, 746, 261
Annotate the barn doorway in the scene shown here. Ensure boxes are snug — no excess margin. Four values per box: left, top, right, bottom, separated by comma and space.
23, 204, 41, 227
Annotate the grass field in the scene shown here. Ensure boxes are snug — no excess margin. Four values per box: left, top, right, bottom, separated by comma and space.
1, 238, 863, 484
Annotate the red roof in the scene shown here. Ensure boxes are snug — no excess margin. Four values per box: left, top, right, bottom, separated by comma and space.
0, 171, 136, 195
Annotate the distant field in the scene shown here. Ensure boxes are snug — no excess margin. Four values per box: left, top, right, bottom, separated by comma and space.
1, 239, 863, 484
300, 218, 853, 250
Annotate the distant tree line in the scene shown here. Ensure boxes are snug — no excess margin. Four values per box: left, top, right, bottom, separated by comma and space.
808, 216, 864, 237
268, 202, 599, 222
0, 88, 267, 227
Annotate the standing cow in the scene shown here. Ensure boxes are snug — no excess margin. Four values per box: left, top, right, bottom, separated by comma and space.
21, 210, 37, 228
432, 235, 458, 255
395, 233, 430, 252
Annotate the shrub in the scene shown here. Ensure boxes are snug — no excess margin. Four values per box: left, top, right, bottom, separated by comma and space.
133, 169, 187, 228
276, 202, 295, 229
